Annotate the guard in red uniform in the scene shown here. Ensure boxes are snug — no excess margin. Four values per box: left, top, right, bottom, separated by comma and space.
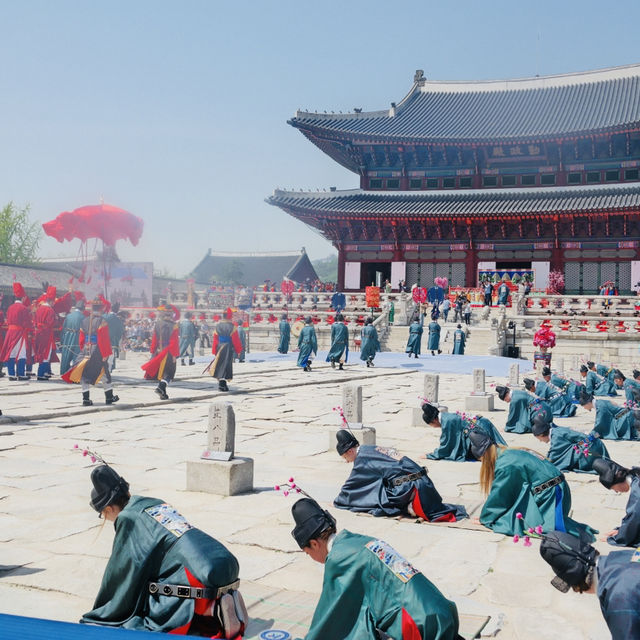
34, 286, 60, 380
0, 283, 32, 381
62, 299, 118, 406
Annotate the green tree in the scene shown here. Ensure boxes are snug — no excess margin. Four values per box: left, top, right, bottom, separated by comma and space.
0, 202, 41, 264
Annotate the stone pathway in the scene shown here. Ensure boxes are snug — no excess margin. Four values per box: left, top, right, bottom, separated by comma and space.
0, 352, 629, 639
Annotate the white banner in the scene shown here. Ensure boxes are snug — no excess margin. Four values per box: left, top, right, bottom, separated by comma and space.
344, 262, 361, 290
391, 262, 406, 290
631, 261, 640, 292
532, 261, 550, 291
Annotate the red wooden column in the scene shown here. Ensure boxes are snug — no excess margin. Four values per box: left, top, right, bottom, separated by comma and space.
337, 244, 346, 290
551, 216, 564, 273
465, 243, 478, 287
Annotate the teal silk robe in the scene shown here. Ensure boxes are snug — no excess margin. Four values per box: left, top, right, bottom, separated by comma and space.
623, 378, 640, 405
546, 426, 609, 474
534, 380, 577, 417
504, 390, 553, 434
592, 399, 640, 441
305, 530, 461, 640
59, 308, 85, 375
277, 320, 290, 353
550, 374, 583, 402
585, 370, 618, 397
427, 321, 441, 351
452, 329, 465, 355
326, 322, 349, 362
297, 325, 317, 367
479, 449, 597, 541
359, 324, 380, 361
405, 319, 423, 356
427, 413, 506, 462
81, 496, 239, 632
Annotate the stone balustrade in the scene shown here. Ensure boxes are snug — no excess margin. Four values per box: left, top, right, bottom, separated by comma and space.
524, 294, 640, 316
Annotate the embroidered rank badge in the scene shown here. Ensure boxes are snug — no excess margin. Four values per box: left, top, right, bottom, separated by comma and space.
375, 446, 402, 461
366, 539, 420, 583
144, 503, 193, 538
631, 547, 640, 563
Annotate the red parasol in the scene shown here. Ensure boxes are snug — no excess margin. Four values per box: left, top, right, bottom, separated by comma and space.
42, 204, 144, 246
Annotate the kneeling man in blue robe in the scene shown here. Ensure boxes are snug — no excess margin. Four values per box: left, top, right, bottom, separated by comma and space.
291, 497, 463, 640
541, 530, 640, 639
333, 430, 467, 522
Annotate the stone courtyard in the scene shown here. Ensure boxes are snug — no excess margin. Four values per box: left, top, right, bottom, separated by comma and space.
0, 350, 634, 639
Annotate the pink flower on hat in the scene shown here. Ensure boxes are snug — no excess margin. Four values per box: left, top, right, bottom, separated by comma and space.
523, 536, 532, 547
516, 512, 523, 520
513, 535, 520, 543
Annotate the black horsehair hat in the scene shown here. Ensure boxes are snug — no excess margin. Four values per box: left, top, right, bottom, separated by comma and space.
592, 458, 630, 490
523, 378, 536, 392
421, 402, 439, 425
579, 365, 588, 373
336, 429, 359, 456
90, 465, 130, 513
586, 361, 595, 369
613, 369, 625, 381
579, 389, 594, 406
531, 411, 551, 437
291, 498, 336, 549
542, 366, 552, 377
539, 531, 598, 593
495, 385, 510, 401
468, 428, 493, 460
634, 370, 640, 379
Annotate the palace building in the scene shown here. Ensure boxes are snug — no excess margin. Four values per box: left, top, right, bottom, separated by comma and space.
267, 65, 640, 293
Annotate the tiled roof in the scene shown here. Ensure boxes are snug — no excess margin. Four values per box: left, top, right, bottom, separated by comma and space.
290, 65, 640, 142
267, 183, 640, 218
190, 250, 318, 287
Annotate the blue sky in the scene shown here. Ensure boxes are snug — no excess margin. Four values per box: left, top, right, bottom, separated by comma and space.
1, 1, 639, 275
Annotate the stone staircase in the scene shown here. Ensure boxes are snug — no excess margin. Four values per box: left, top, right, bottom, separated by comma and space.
380, 323, 496, 356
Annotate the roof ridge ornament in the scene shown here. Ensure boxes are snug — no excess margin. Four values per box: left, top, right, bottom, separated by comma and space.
414, 69, 426, 86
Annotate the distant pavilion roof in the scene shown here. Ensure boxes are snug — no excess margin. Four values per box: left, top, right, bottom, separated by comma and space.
268, 182, 640, 220
191, 249, 318, 287
290, 64, 640, 143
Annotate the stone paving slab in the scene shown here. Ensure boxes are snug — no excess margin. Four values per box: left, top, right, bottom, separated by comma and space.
0, 351, 638, 638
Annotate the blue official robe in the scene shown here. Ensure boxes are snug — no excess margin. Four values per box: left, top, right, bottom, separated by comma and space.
504, 390, 553, 434
535, 380, 577, 417
550, 374, 583, 402
585, 370, 618, 397
306, 530, 461, 640
452, 328, 465, 354
427, 321, 441, 351
623, 378, 640, 405
59, 308, 85, 375
546, 426, 609, 474
427, 413, 506, 462
359, 324, 380, 361
326, 322, 349, 362
596, 550, 640, 639
277, 320, 290, 353
608, 477, 640, 548
592, 399, 639, 441
405, 319, 423, 355
296, 325, 317, 367
334, 445, 467, 522
480, 448, 596, 541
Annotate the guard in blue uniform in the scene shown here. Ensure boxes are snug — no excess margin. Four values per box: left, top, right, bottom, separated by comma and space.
540, 530, 640, 640
405, 314, 424, 358
427, 319, 442, 356
452, 324, 466, 354
593, 458, 640, 548
326, 313, 349, 369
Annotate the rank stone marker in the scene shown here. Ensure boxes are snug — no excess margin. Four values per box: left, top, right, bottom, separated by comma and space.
413, 373, 448, 426
329, 383, 375, 449
186, 401, 254, 496
465, 368, 494, 411
508, 364, 520, 388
